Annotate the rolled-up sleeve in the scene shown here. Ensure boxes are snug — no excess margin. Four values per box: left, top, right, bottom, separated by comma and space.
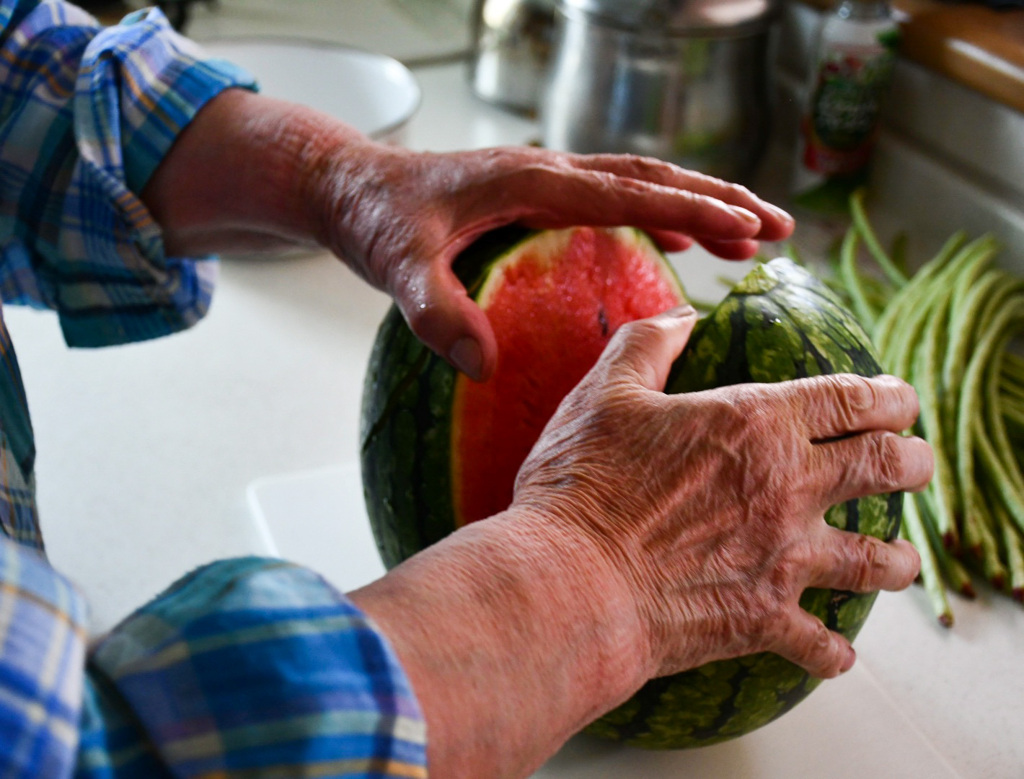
0, 0, 256, 346
85, 557, 429, 778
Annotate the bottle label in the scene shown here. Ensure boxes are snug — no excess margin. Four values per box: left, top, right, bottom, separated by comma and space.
802, 42, 897, 176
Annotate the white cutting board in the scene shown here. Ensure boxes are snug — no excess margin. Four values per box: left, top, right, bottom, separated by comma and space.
247, 463, 960, 778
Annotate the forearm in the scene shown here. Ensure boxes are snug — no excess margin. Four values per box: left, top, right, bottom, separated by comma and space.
348, 508, 651, 779
140, 87, 370, 255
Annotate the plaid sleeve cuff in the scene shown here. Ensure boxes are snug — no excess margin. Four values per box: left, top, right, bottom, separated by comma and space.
52, 6, 257, 347
0, 537, 89, 778
87, 557, 429, 778
81, 7, 257, 197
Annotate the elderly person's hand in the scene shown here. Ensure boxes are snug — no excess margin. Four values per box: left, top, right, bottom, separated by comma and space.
142, 89, 793, 380
514, 306, 931, 680
308, 144, 792, 381
351, 307, 932, 779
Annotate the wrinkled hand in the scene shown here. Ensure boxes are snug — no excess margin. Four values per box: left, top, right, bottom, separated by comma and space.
312, 143, 794, 381
513, 306, 933, 680
143, 88, 793, 383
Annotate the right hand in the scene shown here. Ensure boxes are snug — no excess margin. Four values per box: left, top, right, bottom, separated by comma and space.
513, 306, 933, 681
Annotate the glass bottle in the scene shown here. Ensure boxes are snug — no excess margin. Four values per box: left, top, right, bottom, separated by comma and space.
790, 0, 900, 218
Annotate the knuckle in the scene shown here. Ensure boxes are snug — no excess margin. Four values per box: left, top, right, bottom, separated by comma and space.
733, 387, 788, 441
614, 316, 669, 347
782, 544, 815, 583
621, 154, 674, 180
871, 432, 907, 491
729, 384, 770, 419
816, 643, 848, 678
723, 180, 755, 202
750, 604, 785, 644
810, 618, 836, 654
614, 176, 660, 196
773, 616, 836, 674
509, 161, 559, 187
399, 290, 448, 341
850, 534, 886, 591
695, 389, 751, 437
826, 374, 877, 427
799, 621, 843, 678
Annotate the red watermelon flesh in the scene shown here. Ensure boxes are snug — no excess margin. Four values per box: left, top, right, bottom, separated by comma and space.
451, 227, 686, 527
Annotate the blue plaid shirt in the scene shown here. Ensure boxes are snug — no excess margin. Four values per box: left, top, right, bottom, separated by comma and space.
0, 2, 428, 776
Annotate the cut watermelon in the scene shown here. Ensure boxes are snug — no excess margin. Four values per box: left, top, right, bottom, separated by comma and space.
361, 249, 899, 750
360, 226, 685, 565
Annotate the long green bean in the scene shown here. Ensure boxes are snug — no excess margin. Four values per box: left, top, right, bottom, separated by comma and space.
1001, 375, 1024, 405
902, 494, 955, 626
1003, 352, 1024, 383
977, 424, 1024, 537
839, 226, 880, 331
913, 293, 960, 546
872, 231, 968, 357
850, 188, 909, 288
828, 194, 1024, 623
1002, 401, 1024, 438
941, 258, 1008, 427
879, 237, 983, 382
956, 304, 1024, 554
970, 491, 1008, 590
994, 500, 1024, 601
879, 242, 995, 546
890, 231, 910, 278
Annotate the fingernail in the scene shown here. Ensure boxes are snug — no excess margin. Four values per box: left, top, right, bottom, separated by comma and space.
731, 206, 760, 225
766, 202, 794, 224
840, 646, 856, 674
450, 337, 483, 381
667, 303, 696, 317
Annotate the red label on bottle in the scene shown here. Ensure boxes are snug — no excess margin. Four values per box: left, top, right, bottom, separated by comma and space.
802, 116, 876, 175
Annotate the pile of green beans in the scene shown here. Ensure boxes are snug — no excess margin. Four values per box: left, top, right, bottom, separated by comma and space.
827, 190, 1024, 626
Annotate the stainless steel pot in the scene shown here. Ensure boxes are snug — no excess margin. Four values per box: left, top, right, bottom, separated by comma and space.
540, 0, 779, 183
470, 0, 557, 115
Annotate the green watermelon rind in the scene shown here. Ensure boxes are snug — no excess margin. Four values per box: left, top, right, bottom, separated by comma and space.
585, 257, 901, 749
360, 227, 538, 568
360, 308, 454, 568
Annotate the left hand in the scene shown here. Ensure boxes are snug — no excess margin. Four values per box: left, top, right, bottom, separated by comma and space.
310, 141, 794, 381
143, 89, 794, 381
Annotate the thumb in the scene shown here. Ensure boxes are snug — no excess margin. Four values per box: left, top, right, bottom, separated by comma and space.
601, 305, 698, 391
395, 262, 497, 383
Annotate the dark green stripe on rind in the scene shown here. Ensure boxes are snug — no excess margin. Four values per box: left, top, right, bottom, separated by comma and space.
589, 258, 902, 749
360, 305, 458, 569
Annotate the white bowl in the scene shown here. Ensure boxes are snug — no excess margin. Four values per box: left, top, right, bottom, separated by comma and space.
200, 37, 421, 143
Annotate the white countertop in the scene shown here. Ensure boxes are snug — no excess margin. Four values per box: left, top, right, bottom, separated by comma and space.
9, 5, 1022, 777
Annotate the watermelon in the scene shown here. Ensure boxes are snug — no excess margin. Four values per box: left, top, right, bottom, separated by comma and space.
360, 226, 686, 568
360, 233, 900, 748
585, 257, 902, 748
